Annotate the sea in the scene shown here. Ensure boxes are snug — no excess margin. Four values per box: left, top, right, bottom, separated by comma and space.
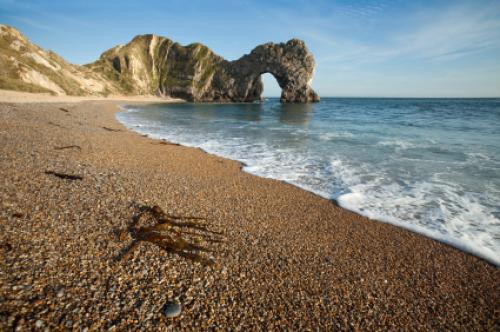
117, 98, 500, 266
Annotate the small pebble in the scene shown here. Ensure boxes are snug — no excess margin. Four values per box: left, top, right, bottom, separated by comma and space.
163, 301, 182, 318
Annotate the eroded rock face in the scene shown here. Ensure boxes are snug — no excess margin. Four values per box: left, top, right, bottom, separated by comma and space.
0, 24, 119, 96
226, 39, 320, 103
90, 36, 320, 102
1, 25, 320, 102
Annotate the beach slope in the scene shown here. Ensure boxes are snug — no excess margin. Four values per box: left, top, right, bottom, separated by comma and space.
0, 96, 497, 330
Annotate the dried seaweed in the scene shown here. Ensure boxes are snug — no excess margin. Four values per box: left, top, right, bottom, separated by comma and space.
115, 204, 223, 265
54, 145, 81, 151
45, 171, 83, 181
102, 127, 121, 132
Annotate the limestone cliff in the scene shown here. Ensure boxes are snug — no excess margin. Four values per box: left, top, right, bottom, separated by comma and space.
86, 34, 228, 101
0, 25, 120, 96
0, 25, 319, 102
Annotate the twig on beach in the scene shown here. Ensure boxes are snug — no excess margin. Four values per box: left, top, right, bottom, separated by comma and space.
53, 145, 82, 151
155, 141, 180, 146
102, 126, 122, 132
48, 121, 64, 128
59, 107, 69, 113
44, 171, 83, 181
114, 203, 223, 265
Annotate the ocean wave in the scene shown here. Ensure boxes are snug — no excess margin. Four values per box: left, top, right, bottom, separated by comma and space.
466, 152, 491, 162
333, 163, 500, 266
318, 132, 354, 141
377, 139, 416, 149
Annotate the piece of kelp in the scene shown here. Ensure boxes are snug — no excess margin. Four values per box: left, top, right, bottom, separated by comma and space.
115, 204, 223, 265
54, 145, 81, 151
45, 171, 83, 181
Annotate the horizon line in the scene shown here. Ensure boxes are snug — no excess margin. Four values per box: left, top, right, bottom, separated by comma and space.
262, 96, 500, 99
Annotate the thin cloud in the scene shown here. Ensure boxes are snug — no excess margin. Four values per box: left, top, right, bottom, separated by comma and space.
397, 3, 500, 60
0, 0, 93, 29
6, 15, 54, 30
51, 14, 94, 28
326, 0, 395, 19
312, 2, 500, 67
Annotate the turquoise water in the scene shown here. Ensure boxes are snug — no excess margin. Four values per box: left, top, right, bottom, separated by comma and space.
117, 98, 500, 265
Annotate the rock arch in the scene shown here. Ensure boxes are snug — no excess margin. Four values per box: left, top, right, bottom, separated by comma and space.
90, 34, 320, 103
227, 39, 320, 103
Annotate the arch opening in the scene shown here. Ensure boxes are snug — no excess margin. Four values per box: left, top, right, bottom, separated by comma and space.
261, 73, 281, 99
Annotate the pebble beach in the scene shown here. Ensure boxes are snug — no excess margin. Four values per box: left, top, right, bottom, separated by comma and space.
0, 97, 498, 330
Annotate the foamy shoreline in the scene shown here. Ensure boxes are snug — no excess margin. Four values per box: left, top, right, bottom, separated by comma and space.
117, 102, 500, 267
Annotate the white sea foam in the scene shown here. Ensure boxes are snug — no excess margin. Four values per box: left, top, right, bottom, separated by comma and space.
330, 158, 500, 266
318, 132, 354, 141
377, 139, 416, 149
466, 152, 491, 162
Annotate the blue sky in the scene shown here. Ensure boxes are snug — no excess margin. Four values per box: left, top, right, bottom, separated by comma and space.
1, 0, 500, 97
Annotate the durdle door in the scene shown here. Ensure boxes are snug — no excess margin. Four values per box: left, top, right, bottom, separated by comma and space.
223, 39, 320, 103
1, 25, 319, 103
93, 35, 321, 103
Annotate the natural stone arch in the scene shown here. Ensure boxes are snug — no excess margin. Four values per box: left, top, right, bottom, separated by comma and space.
90, 34, 320, 103
227, 39, 320, 103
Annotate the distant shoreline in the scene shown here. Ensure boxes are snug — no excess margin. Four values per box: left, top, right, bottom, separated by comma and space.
293, 96, 500, 99
0, 89, 185, 104
3, 89, 498, 105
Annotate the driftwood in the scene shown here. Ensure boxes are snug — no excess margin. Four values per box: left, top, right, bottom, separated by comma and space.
47, 121, 63, 128
155, 141, 180, 146
102, 127, 121, 132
